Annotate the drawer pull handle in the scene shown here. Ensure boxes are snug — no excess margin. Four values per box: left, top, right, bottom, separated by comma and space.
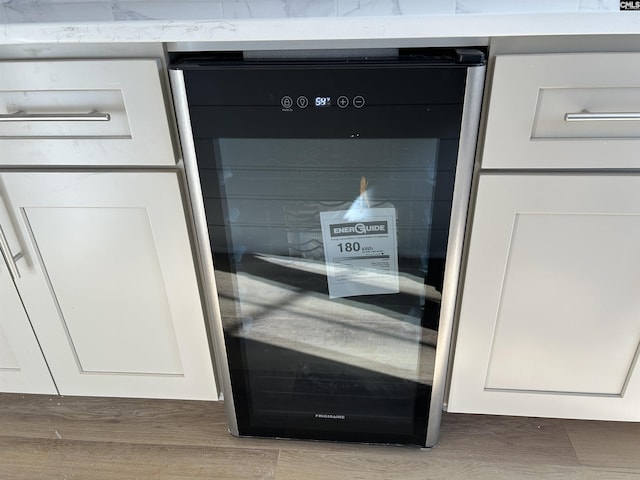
0, 225, 21, 281
0, 110, 111, 122
565, 110, 640, 122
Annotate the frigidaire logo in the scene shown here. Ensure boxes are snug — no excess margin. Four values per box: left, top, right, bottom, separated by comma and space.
330, 221, 387, 237
315, 413, 346, 420
621, 1, 640, 9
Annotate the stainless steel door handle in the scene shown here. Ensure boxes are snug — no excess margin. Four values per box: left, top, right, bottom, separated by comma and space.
0, 224, 22, 280
0, 110, 111, 122
565, 110, 640, 122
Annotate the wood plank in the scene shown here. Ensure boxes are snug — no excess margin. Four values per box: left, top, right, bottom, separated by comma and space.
0, 393, 230, 447
274, 450, 640, 480
563, 419, 640, 469
0, 436, 278, 480
435, 413, 580, 466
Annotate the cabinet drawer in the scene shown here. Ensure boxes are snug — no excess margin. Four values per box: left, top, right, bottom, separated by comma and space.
0, 59, 175, 166
483, 53, 640, 169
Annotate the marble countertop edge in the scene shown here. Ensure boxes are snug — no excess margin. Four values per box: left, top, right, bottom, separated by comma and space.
0, 12, 639, 47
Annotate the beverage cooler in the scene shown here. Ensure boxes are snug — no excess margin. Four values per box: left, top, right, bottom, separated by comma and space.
169, 48, 485, 447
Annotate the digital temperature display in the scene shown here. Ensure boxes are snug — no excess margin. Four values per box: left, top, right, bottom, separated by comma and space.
315, 96, 331, 107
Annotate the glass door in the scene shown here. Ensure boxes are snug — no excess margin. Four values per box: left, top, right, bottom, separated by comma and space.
210, 137, 443, 442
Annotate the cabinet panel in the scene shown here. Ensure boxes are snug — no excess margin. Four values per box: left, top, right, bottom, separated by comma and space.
0, 324, 19, 370
449, 174, 640, 420
482, 53, 640, 169
0, 172, 217, 400
0, 259, 57, 394
24, 207, 183, 376
0, 59, 175, 166
485, 212, 640, 395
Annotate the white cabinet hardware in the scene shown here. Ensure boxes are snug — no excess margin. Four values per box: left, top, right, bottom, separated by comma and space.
0, 110, 111, 122
565, 110, 640, 121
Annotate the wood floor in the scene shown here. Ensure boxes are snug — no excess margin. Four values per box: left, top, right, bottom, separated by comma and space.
1, 393, 639, 479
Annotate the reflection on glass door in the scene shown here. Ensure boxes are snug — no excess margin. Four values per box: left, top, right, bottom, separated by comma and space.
202, 137, 450, 444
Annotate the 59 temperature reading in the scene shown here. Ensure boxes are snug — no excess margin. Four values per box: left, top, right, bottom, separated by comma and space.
315, 96, 331, 107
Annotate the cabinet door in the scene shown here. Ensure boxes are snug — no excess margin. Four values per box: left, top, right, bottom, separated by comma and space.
0, 259, 56, 394
448, 174, 640, 421
0, 172, 217, 400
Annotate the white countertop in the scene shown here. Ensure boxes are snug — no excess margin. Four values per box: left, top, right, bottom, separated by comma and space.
0, 1, 638, 47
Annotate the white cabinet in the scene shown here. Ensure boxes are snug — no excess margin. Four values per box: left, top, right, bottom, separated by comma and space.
0, 59, 175, 167
482, 53, 640, 170
449, 52, 640, 421
0, 260, 56, 394
0, 57, 217, 400
0, 171, 217, 400
448, 174, 640, 421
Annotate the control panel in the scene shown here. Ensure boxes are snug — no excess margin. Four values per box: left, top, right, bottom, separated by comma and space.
280, 95, 365, 111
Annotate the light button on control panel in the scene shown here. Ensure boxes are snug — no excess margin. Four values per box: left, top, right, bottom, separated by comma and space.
297, 96, 309, 108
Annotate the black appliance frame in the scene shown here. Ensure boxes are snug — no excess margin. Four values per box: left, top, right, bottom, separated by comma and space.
170, 49, 485, 447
